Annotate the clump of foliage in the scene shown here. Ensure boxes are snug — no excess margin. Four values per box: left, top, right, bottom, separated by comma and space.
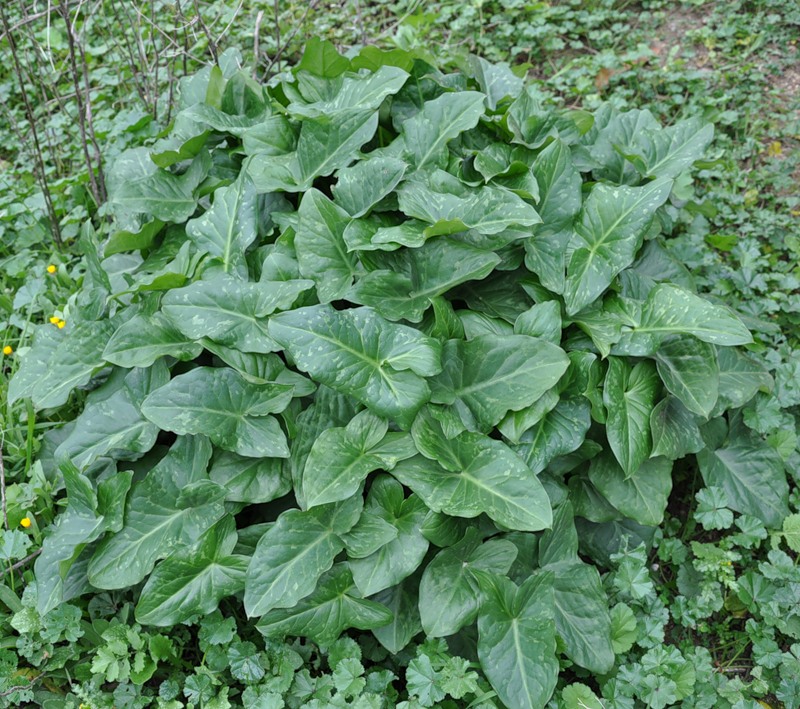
5, 40, 792, 707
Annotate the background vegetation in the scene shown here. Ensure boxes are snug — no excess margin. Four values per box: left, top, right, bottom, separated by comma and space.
1, 1, 798, 707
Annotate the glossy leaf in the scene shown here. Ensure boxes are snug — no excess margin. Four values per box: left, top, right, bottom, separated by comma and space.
88, 436, 226, 588
9, 320, 115, 410
303, 410, 415, 507
55, 362, 168, 470
244, 498, 361, 616
524, 139, 582, 293
430, 333, 569, 430
588, 452, 673, 526
332, 156, 407, 217
654, 334, 719, 417
348, 476, 429, 596
697, 417, 789, 528
603, 358, 660, 477
185, 174, 258, 273
162, 273, 312, 353
256, 564, 393, 645
625, 284, 753, 354
419, 528, 517, 637
104, 313, 203, 368
398, 169, 541, 236
141, 367, 292, 458
393, 413, 552, 531
477, 572, 558, 709
401, 91, 486, 169
269, 305, 441, 428
564, 179, 672, 314
294, 189, 358, 302
209, 450, 290, 504
135, 516, 248, 626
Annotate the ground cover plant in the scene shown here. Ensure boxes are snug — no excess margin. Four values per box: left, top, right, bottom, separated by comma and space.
2, 2, 799, 708
4, 35, 797, 708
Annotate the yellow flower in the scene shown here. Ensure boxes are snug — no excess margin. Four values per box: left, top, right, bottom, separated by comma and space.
767, 141, 782, 157
2, 345, 12, 355
57, 320, 66, 329
47, 264, 57, 274
20, 517, 32, 528
49, 316, 61, 325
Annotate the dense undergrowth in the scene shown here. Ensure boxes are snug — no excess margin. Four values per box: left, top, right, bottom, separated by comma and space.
1, 1, 799, 708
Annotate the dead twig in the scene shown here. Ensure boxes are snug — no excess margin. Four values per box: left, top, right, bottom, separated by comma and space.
0, 4, 63, 248
2, 549, 42, 577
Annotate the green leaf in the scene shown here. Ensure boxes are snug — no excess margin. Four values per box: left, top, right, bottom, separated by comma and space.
715, 347, 773, 412
564, 178, 673, 315
397, 169, 540, 236
514, 301, 562, 343
430, 333, 569, 431
248, 110, 379, 192
104, 313, 203, 368
88, 436, 226, 588
469, 56, 524, 110
348, 476, 429, 596
294, 189, 358, 302
185, 174, 258, 273
296, 38, 350, 77
562, 684, 604, 709
419, 528, 517, 637
55, 362, 168, 470
332, 156, 407, 217
141, 367, 292, 458
9, 320, 116, 410
654, 335, 719, 417
477, 573, 558, 709
524, 139, 582, 293
289, 66, 409, 117
349, 238, 500, 323
650, 396, 705, 460
162, 273, 312, 353
339, 510, 399, 559
588, 452, 673, 526
632, 118, 715, 179
256, 564, 392, 645
209, 451, 290, 504
392, 413, 552, 531
110, 151, 209, 223
244, 498, 361, 616
516, 397, 591, 474
782, 514, 800, 553
303, 410, 415, 508
603, 358, 660, 477
697, 416, 789, 528
551, 561, 614, 673
623, 284, 753, 354
371, 574, 423, 653
35, 466, 131, 615
268, 305, 441, 428
135, 516, 248, 626
400, 91, 486, 169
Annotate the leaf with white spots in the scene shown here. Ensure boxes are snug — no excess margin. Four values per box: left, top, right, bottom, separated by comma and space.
141, 367, 293, 458
564, 178, 672, 315
268, 305, 441, 428
162, 273, 313, 353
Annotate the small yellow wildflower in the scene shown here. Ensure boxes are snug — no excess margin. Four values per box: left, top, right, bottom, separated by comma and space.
57, 319, 66, 329
20, 517, 32, 528
2, 345, 12, 355
767, 141, 782, 157
47, 264, 57, 274
49, 316, 61, 325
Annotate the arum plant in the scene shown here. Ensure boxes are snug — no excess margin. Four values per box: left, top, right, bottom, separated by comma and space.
12, 42, 786, 708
